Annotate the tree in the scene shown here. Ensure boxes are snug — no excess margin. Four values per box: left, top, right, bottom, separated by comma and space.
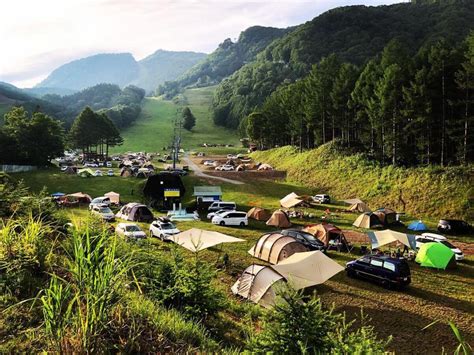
182, 107, 196, 131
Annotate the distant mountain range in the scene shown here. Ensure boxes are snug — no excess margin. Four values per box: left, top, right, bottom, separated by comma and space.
35, 50, 206, 95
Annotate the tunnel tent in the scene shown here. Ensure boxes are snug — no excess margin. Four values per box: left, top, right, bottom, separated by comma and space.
266, 210, 292, 228
249, 232, 309, 264
115, 203, 154, 222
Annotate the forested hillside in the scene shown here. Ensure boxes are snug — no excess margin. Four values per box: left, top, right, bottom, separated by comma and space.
212, 0, 474, 130
157, 26, 289, 98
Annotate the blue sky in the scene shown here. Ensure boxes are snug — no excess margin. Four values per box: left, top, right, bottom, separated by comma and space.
0, 0, 406, 87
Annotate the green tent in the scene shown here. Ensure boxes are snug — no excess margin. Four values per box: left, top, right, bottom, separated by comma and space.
416, 242, 455, 270
77, 168, 94, 178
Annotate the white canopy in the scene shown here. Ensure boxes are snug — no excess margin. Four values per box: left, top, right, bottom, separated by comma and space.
367, 229, 417, 250
170, 228, 244, 252
280, 192, 303, 209
272, 251, 344, 289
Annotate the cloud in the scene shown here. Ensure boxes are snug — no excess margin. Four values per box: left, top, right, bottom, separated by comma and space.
0, 0, 405, 87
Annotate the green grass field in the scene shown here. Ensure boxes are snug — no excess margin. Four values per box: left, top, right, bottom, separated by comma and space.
111, 87, 243, 154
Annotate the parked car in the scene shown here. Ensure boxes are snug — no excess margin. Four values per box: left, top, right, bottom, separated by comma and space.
313, 194, 331, 204
106, 161, 113, 168
208, 201, 236, 212
149, 219, 180, 240
84, 162, 99, 168
107, 169, 114, 176
437, 219, 472, 235
346, 255, 411, 289
215, 164, 234, 171
207, 209, 229, 220
89, 197, 110, 210
116, 223, 147, 240
212, 210, 248, 227
93, 170, 103, 177
280, 229, 327, 252
203, 160, 217, 166
227, 154, 237, 159
90, 204, 115, 222
416, 233, 464, 261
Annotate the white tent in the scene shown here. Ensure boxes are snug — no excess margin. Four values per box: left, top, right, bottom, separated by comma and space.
366, 229, 417, 250
280, 192, 303, 208
104, 191, 120, 204
170, 228, 244, 252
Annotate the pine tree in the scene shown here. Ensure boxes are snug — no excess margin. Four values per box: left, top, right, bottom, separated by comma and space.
182, 107, 196, 131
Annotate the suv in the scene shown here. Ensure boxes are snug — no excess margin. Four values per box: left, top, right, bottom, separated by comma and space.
208, 201, 236, 212
90, 204, 115, 222
89, 197, 110, 210
437, 219, 472, 235
416, 233, 464, 261
313, 194, 331, 204
149, 218, 180, 240
280, 229, 326, 252
346, 255, 411, 289
115, 223, 146, 240
212, 210, 248, 227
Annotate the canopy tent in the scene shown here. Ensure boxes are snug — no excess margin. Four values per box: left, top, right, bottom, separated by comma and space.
247, 207, 272, 221
170, 228, 244, 252
349, 202, 371, 213
272, 251, 344, 289
408, 220, 428, 231
415, 242, 456, 269
266, 210, 292, 228
352, 212, 383, 229
344, 198, 364, 205
104, 191, 120, 204
373, 208, 397, 226
67, 192, 92, 203
303, 223, 351, 251
280, 192, 303, 209
249, 232, 309, 264
366, 229, 417, 250
115, 203, 154, 222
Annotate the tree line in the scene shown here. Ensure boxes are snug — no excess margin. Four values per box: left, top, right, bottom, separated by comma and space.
242, 33, 473, 166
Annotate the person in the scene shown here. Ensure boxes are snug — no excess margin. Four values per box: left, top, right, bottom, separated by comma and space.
402, 244, 409, 255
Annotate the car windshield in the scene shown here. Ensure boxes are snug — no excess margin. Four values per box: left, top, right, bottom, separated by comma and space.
300, 232, 319, 243
440, 240, 455, 249
99, 207, 112, 213
92, 198, 103, 203
161, 223, 175, 230
125, 225, 140, 232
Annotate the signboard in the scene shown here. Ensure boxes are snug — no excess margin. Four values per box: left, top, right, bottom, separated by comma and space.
164, 189, 180, 197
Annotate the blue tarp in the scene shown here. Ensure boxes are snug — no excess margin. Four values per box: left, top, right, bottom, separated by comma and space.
51, 192, 65, 197
408, 220, 428, 231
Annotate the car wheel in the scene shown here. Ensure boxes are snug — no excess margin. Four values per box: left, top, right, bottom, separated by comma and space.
219, 221, 225, 226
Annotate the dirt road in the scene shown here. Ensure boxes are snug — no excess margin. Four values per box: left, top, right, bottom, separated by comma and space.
183, 156, 244, 185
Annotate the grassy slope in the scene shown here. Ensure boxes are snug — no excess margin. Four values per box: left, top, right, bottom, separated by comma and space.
252, 144, 474, 221
111, 86, 242, 154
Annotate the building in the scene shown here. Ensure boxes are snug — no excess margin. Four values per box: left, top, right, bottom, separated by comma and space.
193, 186, 222, 205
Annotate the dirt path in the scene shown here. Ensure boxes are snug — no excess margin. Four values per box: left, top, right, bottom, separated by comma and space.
183, 156, 245, 185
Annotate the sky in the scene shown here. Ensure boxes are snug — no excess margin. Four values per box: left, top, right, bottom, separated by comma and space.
0, 0, 405, 88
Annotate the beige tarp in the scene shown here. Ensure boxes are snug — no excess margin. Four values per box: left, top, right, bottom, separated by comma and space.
67, 192, 92, 201
280, 192, 303, 208
272, 251, 344, 289
344, 198, 364, 205
104, 191, 120, 204
247, 207, 272, 221
349, 202, 371, 213
170, 228, 244, 252
367, 229, 417, 250
266, 210, 292, 228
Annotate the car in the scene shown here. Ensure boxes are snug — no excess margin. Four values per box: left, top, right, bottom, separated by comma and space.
106, 161, 113, 168
115, 223, 147, 240
437, 219, 472, 235
107, 169, 114, 176
203, 160, 217, 166
416, 233, 464, 261
93, 170, 103, 177
212, 210, 248, 227
90, 204, 115, 222
280, 229, 327, 252
313, 194, 331, 204
149, 219, 180, 240
208, 201, 236, 212
207, 209, 229, 220
346, 255, 411, 289
89, 196, 111, 210
215, 164, 234, 171
84, 162, 99, 168
227, 154, 237, 159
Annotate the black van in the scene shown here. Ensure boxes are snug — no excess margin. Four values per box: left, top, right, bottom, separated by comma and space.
346, 255, 411, 289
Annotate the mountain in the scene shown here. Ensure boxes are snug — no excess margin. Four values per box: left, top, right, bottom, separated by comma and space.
35, 50, 206, 94
157, 26, 289, 98
211, 0, 474, 129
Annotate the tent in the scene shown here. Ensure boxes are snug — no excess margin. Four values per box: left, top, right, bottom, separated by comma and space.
408, 220, 428, 231
104, 191, 120, 205
349, 202, 371, 213
63, 166, 77, 174
67, 192, 92, 203
77, 168, 94, 178
257, 163, 273, 171
415, 242, 456, 269
170, 228, 244, 252
352, 212, 383, 229
272, 251, 345, 289
247, 207, 272, 221
373, 208, 397, 226
303, 223, 351, 251
266, 210, 292, 228
115, 203, 154, 222
249, 232, 309, 264
344, 198, 364, 205
280, 192, 303, 209
231, 265, 285, 308
366, 229, 417, 250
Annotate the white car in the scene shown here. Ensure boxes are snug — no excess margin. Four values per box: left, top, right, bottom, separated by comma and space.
107, 169, 114, 176
215, 165, 234, 171
89, 196, 111, 210
90, 204, 115, 222
149, 219, 180, 240
106, 161, 113, 168
84, 162, 99, 168
416, 233, 464, 261
227, 154, 237, 159
203, 160, 217, 166
207, 209, 229, 220
212, 210, 248, 227
116, 223, 147, 240
93, 170, 103, 177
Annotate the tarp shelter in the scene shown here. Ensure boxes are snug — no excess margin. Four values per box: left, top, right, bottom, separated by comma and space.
170, 228, 244, 252
115, 203, 154, 222
249, 232, 309, 264
104, 191, 120, 204
408, 220, 428, 231
67, 192, 92, 203
266, 210, 292, 228
143, 173, 186, 210
193, 186, 222, 203
247, 207, 272, 221
352, 212, 383, 229
272, 251, 345, 289
349, 202, 371, 213
231, 265, 285, 308
366, 229, 417, 250
77, 168, 94, 178
373, 208, 397, 226
280, 192, 303, 209
257, 163, 273, 171
415, 242, 455, 269
303, 223, 350, 251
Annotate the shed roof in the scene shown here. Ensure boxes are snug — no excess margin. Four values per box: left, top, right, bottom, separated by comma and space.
193, 186, 222, 196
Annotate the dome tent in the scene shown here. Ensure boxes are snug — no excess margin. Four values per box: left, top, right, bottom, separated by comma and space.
416, 242, 456, 270
353, 212, 383, 229
408, 220, 428, 231
247, 207, 271, 221
266, 210, 291, 228
303, 223, 351, 252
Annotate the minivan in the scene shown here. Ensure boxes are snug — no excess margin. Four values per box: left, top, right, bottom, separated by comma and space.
208, 201, 236, 212
212, 210, 248, 227
346, 255, 411, 289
